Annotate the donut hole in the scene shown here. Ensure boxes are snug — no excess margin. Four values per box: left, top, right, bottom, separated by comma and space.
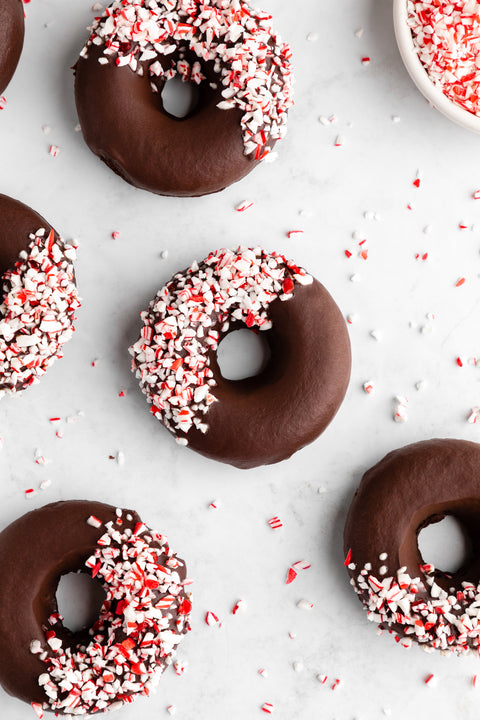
56, 572, 106, 633
418, 514, 472, 575
161, 74, 200, 119
217, 328, 271, 381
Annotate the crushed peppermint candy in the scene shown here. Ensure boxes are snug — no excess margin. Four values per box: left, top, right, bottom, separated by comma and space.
80, 0, 294, 159
130, 247, 312, 441
0, 228, 80, 397
347, 551, 480, 654
31, 513, 191, 714
408, 0, 480, 118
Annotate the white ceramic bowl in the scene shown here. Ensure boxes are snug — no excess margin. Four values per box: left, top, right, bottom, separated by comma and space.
393, 0, 480, 133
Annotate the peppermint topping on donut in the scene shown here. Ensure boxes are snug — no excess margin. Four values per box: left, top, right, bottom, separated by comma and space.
407, 0, 480, 117
348, 553, 480, 654
32, 514, 191, 714
81, 0, 294, 158
129, 247, 312, 440
0, 229, 80, 397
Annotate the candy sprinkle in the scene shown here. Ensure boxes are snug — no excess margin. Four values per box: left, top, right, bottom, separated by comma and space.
261, 703, 274, 714
268, 516, 283, 530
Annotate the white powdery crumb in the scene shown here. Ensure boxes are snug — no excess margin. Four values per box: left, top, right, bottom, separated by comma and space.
370, 329, 382, 341
293, 661, 304, 673
116, 450, 125, 466
42, 125, 52, 135
354, 28, 364, 38
160, 250, 169, 259
307, 32, 318, 42
39, 479, 52, 491
415, 380, 426, 391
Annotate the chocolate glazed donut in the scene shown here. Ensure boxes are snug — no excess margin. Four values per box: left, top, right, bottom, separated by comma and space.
0, 0, 24, 95
187, 281, 351, 467
344, 439, 480, 653
0, 500, 191, 714
75, 46, 256, 197
130, 247, 351, 469
74, 0, 294, 197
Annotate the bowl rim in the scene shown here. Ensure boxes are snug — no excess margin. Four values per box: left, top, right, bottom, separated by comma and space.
393, 0, 480, 133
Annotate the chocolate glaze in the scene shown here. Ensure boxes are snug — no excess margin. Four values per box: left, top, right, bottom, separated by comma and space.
74, 46, 260, 197
344, 438, 480, 599
0, 0, 24, 95
0, 500, 187, 708
0, 193, 56, 278
184, 280, 351, 469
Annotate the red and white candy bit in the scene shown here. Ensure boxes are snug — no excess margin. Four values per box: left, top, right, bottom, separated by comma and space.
48, 145, 60, 158
31, 514, 191, 715
473, 674, 478, 688
205, 611, 221, 628
363, 381, 374, 395
296, 599, 313, 611
0, 96, 7, 110
348, 552, 480, 654
268, 516, 283, 530
130, 248, 312, 442
393, 396, 408, 423
235, 200, 254, 213
0, 228, 79, 398
467, 407, 480, 424
286, 560, 311, 584
408, 0, 480, 118
31, 703, 44, 719
424, 673, 437, 687
232, 599, 247, 615
261, 703, 274, 714
81, 0, 293, 159
87, 515, 102, 528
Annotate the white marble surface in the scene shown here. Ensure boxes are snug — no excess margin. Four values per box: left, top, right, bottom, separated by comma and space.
2, 0, 480, 718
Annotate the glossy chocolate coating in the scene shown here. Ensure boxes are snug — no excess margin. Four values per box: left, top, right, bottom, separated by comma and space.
184, 280, 351, 469
0, 193, 56, 278
74, 47, 260, 197
344, 439, 480, 595
0, 0, 24, 95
